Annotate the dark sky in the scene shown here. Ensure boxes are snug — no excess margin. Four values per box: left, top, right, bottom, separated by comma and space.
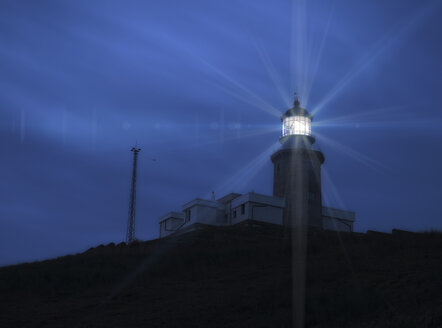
1, 0, 442, 266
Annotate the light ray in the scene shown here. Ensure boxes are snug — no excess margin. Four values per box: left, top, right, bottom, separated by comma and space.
315, 103, 442, 130
322, 167, 348, 213
206, 141, 280, 199
189, 126, 278, 149
211, 81, 282, 119
11, 111, 16, 134
290, 0, 308, 100
91, 108, 97, 149
316, 119, 442, 130
253, 40, 291, 107
314, 132, 391, 174
312, 1, 439, 116
201, 60, 282, 118
321, 167, 356, 275
20, 109, 26, 144
303, 1, 335, 107
314, 105, 405, 127
61, 107, 68, 147
153, 125, 279, 158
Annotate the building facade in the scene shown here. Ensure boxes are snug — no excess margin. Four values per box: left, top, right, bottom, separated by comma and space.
158, 191, 354, 238
158, 96, 356, 238
271, 97, 325, 228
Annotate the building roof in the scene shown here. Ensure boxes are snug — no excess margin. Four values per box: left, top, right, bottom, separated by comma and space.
281, 97, 313, 120
158, 211, 185, 223
182, 198, 224, 211
231, 192, 285, 208
322, 206, 355, 221
216, 193, 241, 204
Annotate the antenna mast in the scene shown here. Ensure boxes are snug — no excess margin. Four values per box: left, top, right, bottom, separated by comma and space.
126, 147, 141, 244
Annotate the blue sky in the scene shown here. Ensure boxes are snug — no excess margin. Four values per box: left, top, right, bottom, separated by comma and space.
1, 0, 442, 266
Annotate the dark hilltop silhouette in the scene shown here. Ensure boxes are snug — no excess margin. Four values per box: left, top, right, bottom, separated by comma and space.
1, 223, 442, 327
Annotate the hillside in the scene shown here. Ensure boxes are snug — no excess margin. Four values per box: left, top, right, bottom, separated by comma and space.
1, 223, 442, 327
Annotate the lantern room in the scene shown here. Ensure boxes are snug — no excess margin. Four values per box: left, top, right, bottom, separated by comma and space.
280, 97, 312, 139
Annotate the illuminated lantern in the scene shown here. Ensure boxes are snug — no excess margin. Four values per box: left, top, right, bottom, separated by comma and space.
281, 97, 313, 141
271, 95, 324, 228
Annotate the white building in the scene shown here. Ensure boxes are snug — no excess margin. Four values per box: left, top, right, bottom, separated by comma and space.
322, 207, 356, 232
158, 191, 355, 238
158, 95, 356, 238
158, 211, 185, 238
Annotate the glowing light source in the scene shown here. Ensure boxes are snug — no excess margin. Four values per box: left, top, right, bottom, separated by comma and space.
280, 96, 314, 143
282, 115, 311, 137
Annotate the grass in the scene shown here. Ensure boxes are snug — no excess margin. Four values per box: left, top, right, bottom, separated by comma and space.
1, 224, 442, 327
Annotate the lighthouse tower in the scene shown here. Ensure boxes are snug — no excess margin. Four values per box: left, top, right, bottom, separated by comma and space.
271, 95, 325, 228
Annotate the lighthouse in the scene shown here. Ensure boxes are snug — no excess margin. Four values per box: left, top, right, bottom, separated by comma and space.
159, 93, 356, 239
271, 95, 325, 228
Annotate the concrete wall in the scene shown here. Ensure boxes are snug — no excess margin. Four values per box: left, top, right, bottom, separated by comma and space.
322, 217, 354, 232
159, 197, 356, 238
159, 217, 184, 238
271, 143, 325, 229
322, 206, 355, 232
181, 202, 227, 228
251, 204, 283, 225
230, 193, 284, 225
189, 205, 216, 225
216, 209, 228, 225
230, 203, 249, 225
322, 207, 355, 221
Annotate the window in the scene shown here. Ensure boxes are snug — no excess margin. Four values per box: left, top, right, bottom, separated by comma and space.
233, 209, 237, 218
241, 204, 245, 215
282, 116, 312, 137
276, 163, 280, 176
185, 209, 191, 222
